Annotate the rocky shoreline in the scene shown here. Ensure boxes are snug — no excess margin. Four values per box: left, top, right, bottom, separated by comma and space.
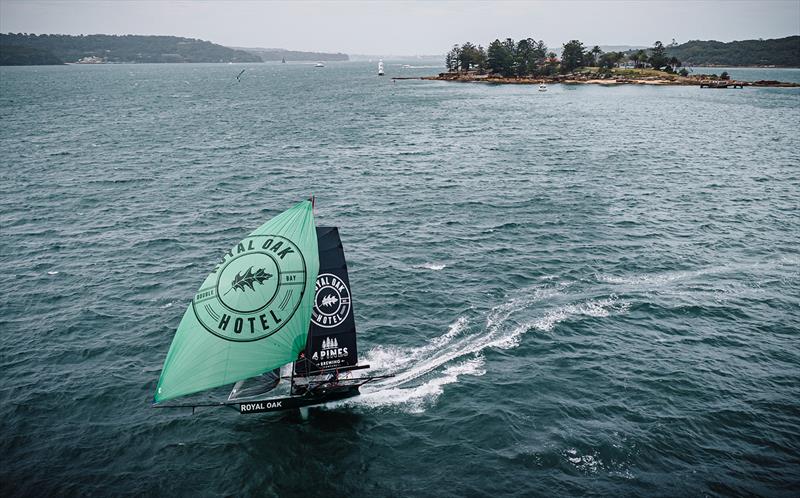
411, 72, 800, 88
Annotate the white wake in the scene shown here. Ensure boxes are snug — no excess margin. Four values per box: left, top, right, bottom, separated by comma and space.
328, 285, 629, 413
418, 262, 447, 271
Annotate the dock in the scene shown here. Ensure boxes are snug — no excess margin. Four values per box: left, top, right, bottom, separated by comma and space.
700, 81, 745, 89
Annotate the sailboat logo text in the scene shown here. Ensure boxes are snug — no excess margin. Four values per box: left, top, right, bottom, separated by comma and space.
191, 235, 308, 342
240, 401, 283, 413
311, 336, 349, 363
311, 273, 351, 328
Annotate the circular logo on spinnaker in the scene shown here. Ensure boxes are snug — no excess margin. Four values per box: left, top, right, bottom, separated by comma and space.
192, 235, 307, 342
311, 273, 351, 328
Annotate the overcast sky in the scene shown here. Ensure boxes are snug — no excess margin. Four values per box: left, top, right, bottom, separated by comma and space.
1, 0, 798, 55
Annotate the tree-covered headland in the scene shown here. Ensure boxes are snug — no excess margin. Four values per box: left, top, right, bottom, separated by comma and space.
0, 33, 261, 64
666, 36, 799, 67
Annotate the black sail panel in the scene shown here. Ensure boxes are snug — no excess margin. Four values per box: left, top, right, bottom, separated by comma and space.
295, 227, 358, 374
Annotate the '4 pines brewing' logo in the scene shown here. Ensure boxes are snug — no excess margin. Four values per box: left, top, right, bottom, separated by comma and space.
311, 273, 351, 328
311, 336, 349, 363
191, 235, 307, 342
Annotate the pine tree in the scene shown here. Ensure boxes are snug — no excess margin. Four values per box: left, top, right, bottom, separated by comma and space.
560, 40, 586, 73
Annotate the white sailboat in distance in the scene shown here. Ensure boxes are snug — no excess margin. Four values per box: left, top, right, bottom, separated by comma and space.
378, 59, 385, 76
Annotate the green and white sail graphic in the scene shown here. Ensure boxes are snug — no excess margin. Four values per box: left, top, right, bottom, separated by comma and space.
155, 200, 318, 402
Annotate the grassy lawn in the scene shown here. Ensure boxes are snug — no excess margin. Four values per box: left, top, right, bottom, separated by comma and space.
609, 68, 674, 77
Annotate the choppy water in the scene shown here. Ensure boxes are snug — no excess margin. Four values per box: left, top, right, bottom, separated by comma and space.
1, 61, 799, 497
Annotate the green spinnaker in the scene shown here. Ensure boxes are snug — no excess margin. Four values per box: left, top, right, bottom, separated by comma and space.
155, 200, 318, 402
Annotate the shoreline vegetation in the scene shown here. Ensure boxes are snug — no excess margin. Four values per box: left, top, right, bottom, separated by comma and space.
0, 33, 348, 65
424, 69, 800, 87
422, 37, 800, 87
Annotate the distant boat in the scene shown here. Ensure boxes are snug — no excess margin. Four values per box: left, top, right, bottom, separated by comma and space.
538, 83, 547, 92
282, 57, 286, 63
315, 62, 325, 68
76, 56, 105, 64
378, 59, 384, 76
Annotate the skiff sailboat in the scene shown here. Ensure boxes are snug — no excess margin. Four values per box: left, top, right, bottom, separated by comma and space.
152, 199, 386, 414
378, 59, 385, 76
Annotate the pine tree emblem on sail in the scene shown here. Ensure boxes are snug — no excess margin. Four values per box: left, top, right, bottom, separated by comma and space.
192, 235, 308, 342
322, 336, 339, 349
311, 273, 351, 328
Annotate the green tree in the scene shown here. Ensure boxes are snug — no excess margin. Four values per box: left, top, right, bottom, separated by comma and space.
585, 45, 602, 66
649, 40, 668, 69
560, 40, 586, 73
598, 51, 623, 69
503, 38, 517, 75
540, 51, 558, 75
487, 38, 515, 77
474, 45, 488, 74
458, 42, 477, 72
630, 49, 648, 68
515, 38, 531, 76
445, 44, 459, 72
486, 39, 503, 74
512, 39, 548, 76
516, 38, 547, 76
533, 40, 548, 64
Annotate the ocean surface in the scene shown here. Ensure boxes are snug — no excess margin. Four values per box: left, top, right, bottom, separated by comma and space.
1, 61, 799, 497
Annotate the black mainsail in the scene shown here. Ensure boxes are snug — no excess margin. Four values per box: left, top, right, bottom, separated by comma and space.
294, 226, 359, 376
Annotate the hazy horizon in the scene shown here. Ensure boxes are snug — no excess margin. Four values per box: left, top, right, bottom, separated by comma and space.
1, 0, 798, 56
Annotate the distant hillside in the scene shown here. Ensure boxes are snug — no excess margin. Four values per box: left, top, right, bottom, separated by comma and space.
0, 33, 261, 64
667, 36, 799, 66
233, 47, 348, 62
0, 45, 63, 65
350, 53, 441, 61
598, 45, 647, 53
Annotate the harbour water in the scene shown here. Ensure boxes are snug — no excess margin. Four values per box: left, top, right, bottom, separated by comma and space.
1, 61, 799, 496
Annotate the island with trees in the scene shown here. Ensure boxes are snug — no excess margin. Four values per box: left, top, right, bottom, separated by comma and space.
426, 37, 800, 87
